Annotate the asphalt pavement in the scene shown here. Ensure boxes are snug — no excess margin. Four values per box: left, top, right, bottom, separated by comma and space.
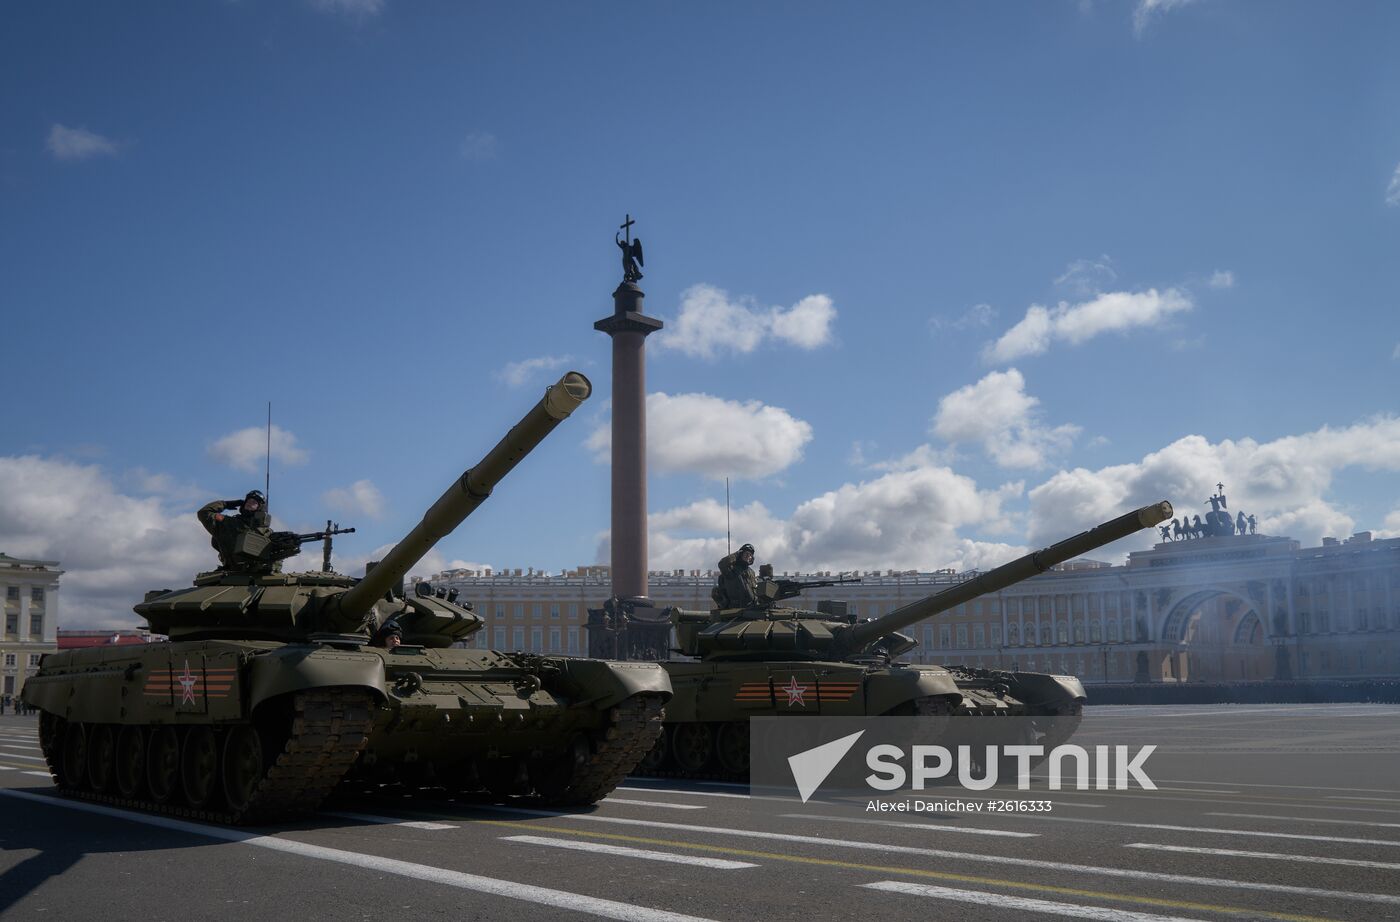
2, 704, 1398, 922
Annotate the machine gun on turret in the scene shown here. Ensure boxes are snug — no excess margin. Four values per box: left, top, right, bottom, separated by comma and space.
753, 565, 863, 607
231, 525, 357, 568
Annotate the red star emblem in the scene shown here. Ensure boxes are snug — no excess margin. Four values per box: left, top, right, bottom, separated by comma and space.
178, 659, 198, 705
782, 676, 807, 708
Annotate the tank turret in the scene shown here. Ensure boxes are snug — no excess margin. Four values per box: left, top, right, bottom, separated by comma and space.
137, 372, 592, 644
672, 501, 1172, 661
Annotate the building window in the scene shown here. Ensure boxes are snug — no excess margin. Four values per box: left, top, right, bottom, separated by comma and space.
30, 588, 44, 605
532, 603, 543, 620
3, 654, 14, 667
1090, 621, 1102, 643
1108, 620, 1121, 642
1073, 624, 1085, 643
550, 627, 561, 652
923, 626, 933, 648
531, 627, 542, 651
550, 604, 560, 619
513, 627, 525, 649
991, 624, 1002, 646
568, 603, 578, 620
476, 632, 488, 649
1057, 623, 1069, 644
939, 625, 951, 649
4, 615, 15, 637
514, 603, 525, 619
567, 627, 580, 655
973, 624, 985, 647
1040, 625, 1052, 645
5, 587, 17, 602
28, 654, 41, 667
29, 616, 42, 638
495, 604, 505, 620
494, 627, 506, 649
1007, 624, 1019, 645
956, 625, 968, 649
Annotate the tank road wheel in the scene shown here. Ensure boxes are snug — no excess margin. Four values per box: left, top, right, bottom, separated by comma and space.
114, 726, 147, 799
529, 735, 591, 799
671, 722, 714, 774
222, 725, 266, 815
635, 726, 670, 774
146, 726, 181, 804
481, 758, 527, 799
714, 722, 750, 777
87, 725, 116, 793
181, 726, 221, 808
61, 723, 89, 790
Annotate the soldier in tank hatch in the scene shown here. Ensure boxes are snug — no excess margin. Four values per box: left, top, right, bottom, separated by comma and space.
713, 543, 759, 609
198, 490, 275, 572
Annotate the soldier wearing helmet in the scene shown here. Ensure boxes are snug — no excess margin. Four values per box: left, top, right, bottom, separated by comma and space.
713, 543, 758, 610
197, 490, 276, 572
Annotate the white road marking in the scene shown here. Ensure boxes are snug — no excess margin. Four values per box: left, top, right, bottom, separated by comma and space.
985, 814, 1400, 847
0, 790, 721, 922
862, 880, 1209, 921
603, 798, 706, 810
1124, 842, 1400, 870
1327, 795, 1400, 802
22, 771, 52, 778
502, 835, 756, 869
324, 811, 458, 830
617, 786, 752, 800
0, 753, 46, 762
472, 805, 1400, 906
1206, 812, 1400, 829
779, 813, 1038, 838
1156, 779, 1400, 795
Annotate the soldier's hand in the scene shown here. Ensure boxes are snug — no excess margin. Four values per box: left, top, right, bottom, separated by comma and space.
225, 499, 243, 509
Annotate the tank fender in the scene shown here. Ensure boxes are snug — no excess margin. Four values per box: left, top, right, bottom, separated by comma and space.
1004, 671, 1087, 709
868, 667, 962, 714
554, 659, 672, 710
248, 645, 387, 711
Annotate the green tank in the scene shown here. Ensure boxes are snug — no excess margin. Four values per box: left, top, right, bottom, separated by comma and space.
639, 501, 1172, 777
22, 372, 671, 823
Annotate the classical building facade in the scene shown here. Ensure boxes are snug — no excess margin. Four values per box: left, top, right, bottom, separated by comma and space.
0, 554, 62, 699
426, 530, 1400, 682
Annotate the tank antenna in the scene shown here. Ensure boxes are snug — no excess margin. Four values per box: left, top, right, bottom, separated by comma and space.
264, 401, 272, 512
725, 477, 731, 555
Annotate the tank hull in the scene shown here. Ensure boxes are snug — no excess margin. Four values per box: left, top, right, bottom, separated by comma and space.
24, 639, 669, 823
639, 658, 1083, 778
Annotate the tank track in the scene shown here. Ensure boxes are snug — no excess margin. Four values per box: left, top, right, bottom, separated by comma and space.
36, 688, 374, 825
540, 694, 666, 805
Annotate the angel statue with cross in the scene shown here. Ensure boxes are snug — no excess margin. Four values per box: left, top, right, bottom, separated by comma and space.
617, 214, 644, 283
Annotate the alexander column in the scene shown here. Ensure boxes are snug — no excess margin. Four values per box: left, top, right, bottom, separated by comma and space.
595, 215, 662, 608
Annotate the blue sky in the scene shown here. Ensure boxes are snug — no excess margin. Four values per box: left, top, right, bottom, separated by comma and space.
3, 0, 1399, 627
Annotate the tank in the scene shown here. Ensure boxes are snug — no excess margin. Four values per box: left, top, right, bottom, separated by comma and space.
22, 372, 672, 823
639, 501, 1172, 777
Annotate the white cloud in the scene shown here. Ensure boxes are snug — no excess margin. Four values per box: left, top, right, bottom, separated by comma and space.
1025, 416, 1400, 549
655, 284, 836, 359
497, 354, 571, 387
1377, 508, 1400, 540
1054, 256, 1117, 296
587, 392, 812, 480
1208, 270, 1235, 289
307, 0, 384, 18
985, 288, 1193, 363
322, 479, 385, 520
1386, 162, 1400, 207
460, 131, 498, 161
932, 369, 1080, 469
46, 124, 120, 161
207, 424, 309, 473
623, 470, 1024, 575
0, 455, 212, 629
1134, 0, 1201, 36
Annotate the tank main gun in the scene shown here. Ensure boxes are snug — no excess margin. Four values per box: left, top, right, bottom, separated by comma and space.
329, 372, 591, 626
669, 500, 1171, 662
137, 372, 591, 641
835, 500, 1172, 654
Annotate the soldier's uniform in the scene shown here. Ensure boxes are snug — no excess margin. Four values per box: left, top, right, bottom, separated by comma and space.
713, 545, 758, 609
198, 492, 275, 572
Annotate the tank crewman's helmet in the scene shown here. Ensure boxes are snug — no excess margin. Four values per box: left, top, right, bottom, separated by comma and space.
241, 490, 268, 526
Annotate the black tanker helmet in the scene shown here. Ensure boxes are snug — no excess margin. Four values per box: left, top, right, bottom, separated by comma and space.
738, 543, 755, 557
242, 490, 268, 526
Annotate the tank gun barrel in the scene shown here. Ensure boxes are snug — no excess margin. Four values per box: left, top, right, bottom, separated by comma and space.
332, 372, 592, 622
838, 500, 1172, 652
